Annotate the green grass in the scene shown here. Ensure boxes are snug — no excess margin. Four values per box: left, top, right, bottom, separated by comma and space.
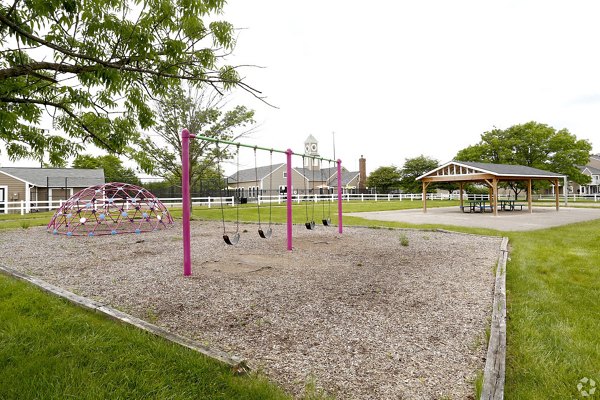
188, 199, 461, 224
504, 220, 600, 399
0, 274, 290, 400
2, 199, 600, 398
0, 210, 55, 230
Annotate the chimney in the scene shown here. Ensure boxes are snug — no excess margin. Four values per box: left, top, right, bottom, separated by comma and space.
359, 155, 366, 192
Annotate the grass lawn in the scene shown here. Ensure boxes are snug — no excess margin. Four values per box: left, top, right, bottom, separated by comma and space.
0, 210, 55, 230
504, 220, 600, 399
1, 199, 599, 398
0, 274, 290, 400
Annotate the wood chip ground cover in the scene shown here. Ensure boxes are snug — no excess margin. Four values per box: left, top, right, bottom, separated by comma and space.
0, 222, 501, 399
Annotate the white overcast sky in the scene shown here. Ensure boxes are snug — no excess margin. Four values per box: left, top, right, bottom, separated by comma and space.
222, 0, 600, 173
3, 0, 600, 176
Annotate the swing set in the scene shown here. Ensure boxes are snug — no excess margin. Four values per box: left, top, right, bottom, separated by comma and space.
217, 144, 274, 245
181, 129, 343, 276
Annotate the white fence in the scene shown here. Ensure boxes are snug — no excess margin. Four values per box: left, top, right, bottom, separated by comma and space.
1, 196, 236, 215
2, 192, 598, 215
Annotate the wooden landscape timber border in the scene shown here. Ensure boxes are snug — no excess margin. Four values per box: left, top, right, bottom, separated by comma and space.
1, 232, 509, 396
481, 236, 508, 399
0, 265, 248, 374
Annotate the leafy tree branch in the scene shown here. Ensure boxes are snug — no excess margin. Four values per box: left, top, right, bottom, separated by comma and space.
0, 0, 261, 164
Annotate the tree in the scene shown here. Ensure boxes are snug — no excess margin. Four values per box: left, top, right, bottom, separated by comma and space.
133, 87, 255, 188
399, 155, 441, 193
0, 0, 257, 164
455, 121, 592, 198
366, 166, 401, 193
73, 154, 140, 185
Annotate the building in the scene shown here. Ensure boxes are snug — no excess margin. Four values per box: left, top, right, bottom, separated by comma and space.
568, 154, 600, 195
0, 167, 105, 213
226, 136, 362, 197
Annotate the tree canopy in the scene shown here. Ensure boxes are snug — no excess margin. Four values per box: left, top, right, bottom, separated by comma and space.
133, 86, 255, 186
399, 155, 440, 193
366, 166, 400, 193
455, 121, 592, 185
0, 0, 257, 164
72, 154, 140, 185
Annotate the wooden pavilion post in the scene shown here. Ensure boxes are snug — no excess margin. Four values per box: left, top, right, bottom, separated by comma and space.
527, 178, 533, 213
492, 178, 498, 216
459, 182, 464, 210
554, 178, 560, 211
422, 181, 429, 213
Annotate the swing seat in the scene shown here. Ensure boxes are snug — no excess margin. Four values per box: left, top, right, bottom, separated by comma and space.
258, 227, 272, 239
305, 221, 315, 230
223, 232, 240, 245
322, 218, 331, 226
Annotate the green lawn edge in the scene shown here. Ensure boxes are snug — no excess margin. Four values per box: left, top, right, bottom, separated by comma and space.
0, 272, 290, 400
1, 200, 599, 399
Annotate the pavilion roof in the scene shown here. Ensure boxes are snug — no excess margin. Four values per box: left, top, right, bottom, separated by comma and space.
417, 161, 565, 182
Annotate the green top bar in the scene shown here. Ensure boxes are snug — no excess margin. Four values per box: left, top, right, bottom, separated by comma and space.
194, 134, 339, 163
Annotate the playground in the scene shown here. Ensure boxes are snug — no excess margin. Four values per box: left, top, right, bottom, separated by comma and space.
0, 221, 501, 399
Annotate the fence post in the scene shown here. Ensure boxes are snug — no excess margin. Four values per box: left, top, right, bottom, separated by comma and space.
20, 200, 24, 215
208, 196, 211, 208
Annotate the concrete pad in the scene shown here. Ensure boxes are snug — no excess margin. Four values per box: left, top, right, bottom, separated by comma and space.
346, 206, 600, 231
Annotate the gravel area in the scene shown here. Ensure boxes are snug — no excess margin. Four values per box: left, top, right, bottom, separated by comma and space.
0, 222, 502, 399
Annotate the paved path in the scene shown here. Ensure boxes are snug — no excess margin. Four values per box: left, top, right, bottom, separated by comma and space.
346, 206, 600, 231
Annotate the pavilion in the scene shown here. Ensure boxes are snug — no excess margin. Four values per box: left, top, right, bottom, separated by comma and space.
416, 161, 566, 215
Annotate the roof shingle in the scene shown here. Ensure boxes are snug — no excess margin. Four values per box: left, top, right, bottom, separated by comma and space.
0, 167, 105, 187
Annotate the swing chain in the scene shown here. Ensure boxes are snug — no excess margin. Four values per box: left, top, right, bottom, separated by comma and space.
254, 146, 262, 229
311, 156, 316, 221
268, 150, 273, 228
235, 144, 240, 234
216, 141, 227, 235
302, 155, 309, 222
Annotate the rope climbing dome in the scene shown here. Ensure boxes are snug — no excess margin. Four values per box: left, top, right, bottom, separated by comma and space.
47, 182, 174, 236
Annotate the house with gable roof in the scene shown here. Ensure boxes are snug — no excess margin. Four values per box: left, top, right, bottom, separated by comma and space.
0, 167, 105, 213
226, 136, 363, 197
572, 155, 600, 195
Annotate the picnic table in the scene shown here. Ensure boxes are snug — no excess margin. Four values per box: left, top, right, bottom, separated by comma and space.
499, 199, 525, 211
462, 200, 492, 213
462, 199, 525, 213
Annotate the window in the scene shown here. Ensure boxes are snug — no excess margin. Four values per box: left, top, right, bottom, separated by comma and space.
283, 171, 287, 178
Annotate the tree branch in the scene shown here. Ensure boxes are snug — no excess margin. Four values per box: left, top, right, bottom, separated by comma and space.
0, 95, 115, 151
